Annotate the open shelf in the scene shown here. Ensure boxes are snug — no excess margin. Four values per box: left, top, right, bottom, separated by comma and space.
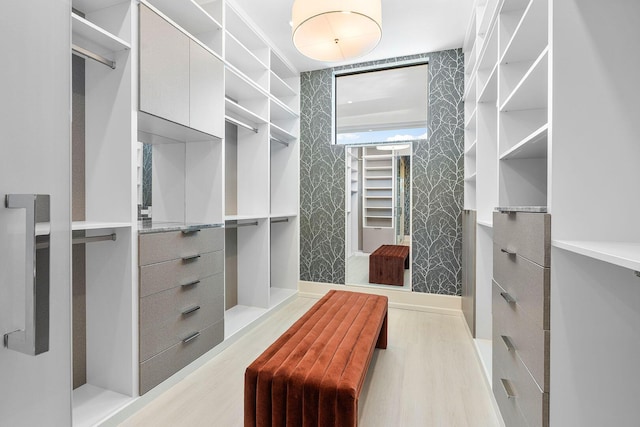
270, 98, 299, 121
270, 71, 297, 102
465, 172, 478, 183
72, 12, 130, 54
477, 64, 497, 104
500, 0, 548, 65
225, 3, 269, 66
144, 0, 221, 34
224, 305, 267, 339
225, 97, 268, 128
270, 123, 297, 142
500, 47, 548, 112
465, 107, 477, 130
465, 140, 478, 157
500, 123, 548, 159
72, 221, 132, 231
72, 384, 133, 427
553, 240, 640, 272
225, 31, 268, 88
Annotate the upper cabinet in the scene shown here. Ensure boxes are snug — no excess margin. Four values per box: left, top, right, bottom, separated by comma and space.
138, 2, 224, 141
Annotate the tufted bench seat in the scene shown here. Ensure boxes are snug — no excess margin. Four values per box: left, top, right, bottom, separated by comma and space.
245, 290, 388, 427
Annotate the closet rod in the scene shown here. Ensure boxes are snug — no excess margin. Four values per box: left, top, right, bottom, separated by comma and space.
225, 221, 258, 229
72, 44, 115, 69
270, 218, 289, 224
225, 116, 258, 133
72, 233, 117, 245
270, 136, 289, 147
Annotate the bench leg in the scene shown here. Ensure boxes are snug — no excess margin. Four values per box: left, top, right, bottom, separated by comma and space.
376, 312, 387, 349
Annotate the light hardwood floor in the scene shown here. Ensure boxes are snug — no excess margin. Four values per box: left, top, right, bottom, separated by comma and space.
118, 296, 501, 427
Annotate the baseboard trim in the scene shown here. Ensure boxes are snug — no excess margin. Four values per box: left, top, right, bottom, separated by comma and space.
298, 281, 461, 317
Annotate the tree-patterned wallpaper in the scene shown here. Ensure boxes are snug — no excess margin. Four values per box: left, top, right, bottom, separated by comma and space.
300, 49, 464, 295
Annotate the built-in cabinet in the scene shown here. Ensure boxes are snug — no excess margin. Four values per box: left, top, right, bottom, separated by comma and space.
464, 0, 640, 425
66, 0, 299, 423
70, 1, 137, 425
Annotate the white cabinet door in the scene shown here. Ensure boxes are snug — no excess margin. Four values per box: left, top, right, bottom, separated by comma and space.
0, 1, 72, 426
139, 4, 190, 127
189, 40, 224, 138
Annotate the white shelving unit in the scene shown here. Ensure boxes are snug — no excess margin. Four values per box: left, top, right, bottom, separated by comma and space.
70, 1, 137, 425
223, 0, 300, 336
464, 0, 640, 425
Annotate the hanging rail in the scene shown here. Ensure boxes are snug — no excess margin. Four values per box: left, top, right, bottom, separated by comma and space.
72, 233, 117, 245
225, 221, 258, 229
270, 136, 289, 147
72, 44, 116, 69
225, 116, 258, 133
270, 218, 289, 224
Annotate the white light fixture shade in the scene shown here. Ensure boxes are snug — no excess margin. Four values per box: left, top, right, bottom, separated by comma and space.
292, 0, 382, 62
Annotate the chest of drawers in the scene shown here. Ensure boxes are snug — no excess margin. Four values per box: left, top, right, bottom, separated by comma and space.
138, 227, 224, 394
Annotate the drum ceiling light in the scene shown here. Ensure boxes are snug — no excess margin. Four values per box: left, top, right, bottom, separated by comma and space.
292, 0, 382, 62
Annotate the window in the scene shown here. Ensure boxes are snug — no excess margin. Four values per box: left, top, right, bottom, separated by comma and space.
334, 63, 428, 145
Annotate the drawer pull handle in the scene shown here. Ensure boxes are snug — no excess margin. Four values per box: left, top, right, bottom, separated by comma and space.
181, 228, 201, 235
500, 378, 516, 399
501, 335, 515, 352
500, 292, 516, 304
181, 279, 201, 288
182, 331, 200, 343
500, 248, 516, 256
182, 254, 201, 262
182, 305, 201, 316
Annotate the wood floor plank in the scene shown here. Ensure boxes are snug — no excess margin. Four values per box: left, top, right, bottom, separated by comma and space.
118, 296, 500, 427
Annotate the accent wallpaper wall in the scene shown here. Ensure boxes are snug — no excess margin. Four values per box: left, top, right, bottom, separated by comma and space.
299, 49, 464, 295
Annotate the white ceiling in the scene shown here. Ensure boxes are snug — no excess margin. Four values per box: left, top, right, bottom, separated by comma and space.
231, 0, 474, 72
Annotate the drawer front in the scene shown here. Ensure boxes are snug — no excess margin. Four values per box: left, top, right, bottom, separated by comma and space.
493, 244, 550, 330
493, 212, 550, 267
139, 227, 224, 265
493, 313, 549, 427
139, 250, 223, 298
492, 351, 528, 427
140, 273, 224, 361
493, 281, 549, 392
139, 320, 224, 394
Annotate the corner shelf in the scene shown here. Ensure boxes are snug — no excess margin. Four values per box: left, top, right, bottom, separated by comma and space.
553, 240, 640, 272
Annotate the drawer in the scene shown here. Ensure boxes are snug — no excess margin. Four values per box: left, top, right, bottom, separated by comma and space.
139, 319, 224, 394
493, 314, 549, 427
140, 273, 224, 361
139, 227, 223, 265
493, 281, 549, 392
139, 250, 223, 298
493, 244, 550, 330
492, 353, 528, 427
493, 211, 550, 267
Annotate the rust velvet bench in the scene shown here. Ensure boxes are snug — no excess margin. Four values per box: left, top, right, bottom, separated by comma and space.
369, 244, 410, 286
244, 290, 388, 427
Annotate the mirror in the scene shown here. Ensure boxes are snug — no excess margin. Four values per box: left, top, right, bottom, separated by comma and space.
137, 142, 153, 220
336, 63, 427, 290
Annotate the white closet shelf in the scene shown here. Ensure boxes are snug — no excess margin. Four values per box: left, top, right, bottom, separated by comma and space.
464, 71, 477, 101
499, 0, 529, 14
477, 219, 493, 228
465, 172, 478, 183
144, 0, 222, 35
500, 47, 548, 112
72, 13, 131, 53
270, 212, 297, 220
72, 221, 132, 231
500, 123, 548, 160
73, 0, 127, 13
138, 111, 222, 144
366, 176, 393, 179
500, 0, 548, 65
270, 98, 299, 121
465, 108, 477, 130
363, 153, 392, 159
478, 64, 498, 104
552, 240, 640, 272
366, 196, 392, 199
465, 140, 478, 157
270, 71, 297, 99
365, 187, 392, 190
365, 166, 391, 170
465, 43, 479, 79
225, 3, 268, 53
224, 305, 268, 339
225, 98, 268, 126
270, 123, 297, 142
225, 31, 268, 74
269, 288, 297, 309
270, 51, 298, 81
225, 214, 268, 221
73, 383, 133, 427
225, 67, 268, 104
